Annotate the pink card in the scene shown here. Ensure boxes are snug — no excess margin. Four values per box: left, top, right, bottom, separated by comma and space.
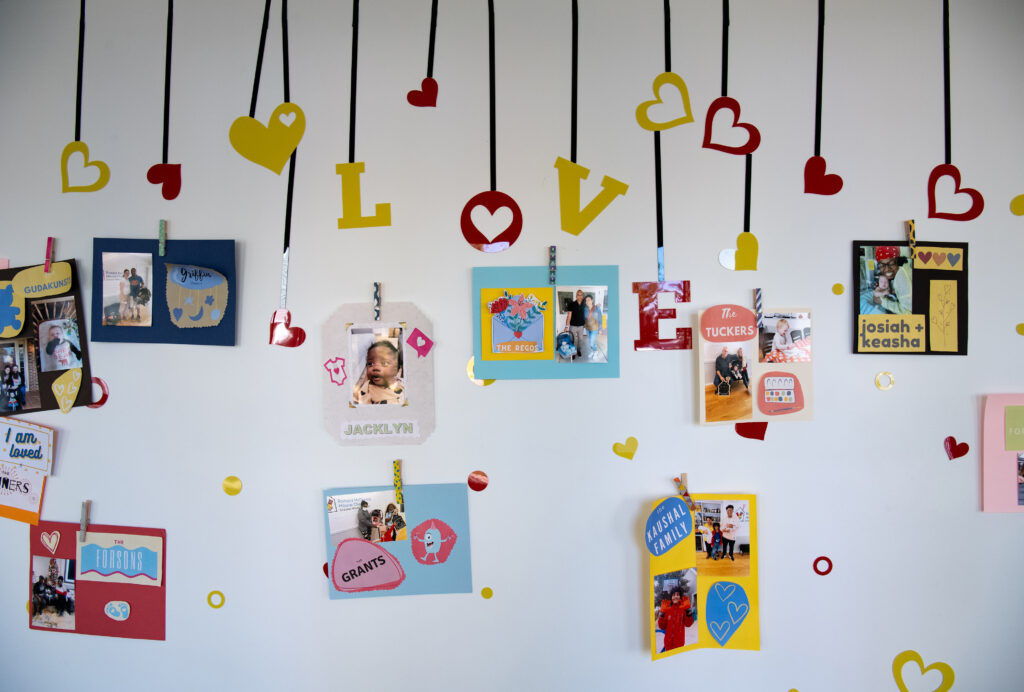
982, 395, 1024, 513
29, 521, 166, 639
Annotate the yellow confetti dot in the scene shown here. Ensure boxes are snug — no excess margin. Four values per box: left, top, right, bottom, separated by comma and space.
466, 357, 495, 387
26, 600, 30, 614
875, 371, 895, 391
222, 476, 243, 496
480, 587, 494, 599
831, 283, 844, 295
207, 591, 225, 608
1010, 194, 1024, 216
1016, 323, 1024, 336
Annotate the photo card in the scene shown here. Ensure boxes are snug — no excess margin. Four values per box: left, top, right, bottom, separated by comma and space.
326, 488, 408, 543
653, 568, 698, 654
100, 252, 153, 327
0, 417, 55, 524
349, 325, 407, 406
852, 241, 968, 354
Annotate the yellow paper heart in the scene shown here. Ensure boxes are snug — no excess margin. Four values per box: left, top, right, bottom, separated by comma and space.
612, 436, 638, 460
229, 102, 306, 174
61, 141, 110, 192
635, 73, 694, 131
51, 367, 83, 413
892, 649, 955, 692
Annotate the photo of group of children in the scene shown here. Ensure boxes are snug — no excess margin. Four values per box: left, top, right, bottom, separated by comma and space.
554, 285, 609, 364
652, 568, 697, 653
30, 556, 75, 630
326, 489, 408, 547
348, 325, 406, 406
693, 500, 751, 578
100, 252, 153, 327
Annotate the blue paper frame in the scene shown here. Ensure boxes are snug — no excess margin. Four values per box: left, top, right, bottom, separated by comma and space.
322, 483, 472, 599
472, 265, 619, 379
91, 238, 236, 346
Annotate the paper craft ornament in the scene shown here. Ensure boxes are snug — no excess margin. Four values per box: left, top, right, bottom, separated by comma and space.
0, 417, 55, 525
632, 281, 692, 351
60, 141, 110, 193
331, 539, 406, 593
336, 162, 392, 229
702, 97, 761, 155
165, 264, 228, 328
718, 232, 758, 271
804, 156, 843, 195
407, 77, 438, 107
892, 650, 955, 692
613, 436, 638, 460
410, 519, 457, 565
553, 157, 629, 236
927, 164, 984, 221
461, 191, 523, 252
635, 73, 694, 131
270, 309, 305, 348
146, 164, 181, 201
229, 102, 306, 174
706, 581, 750, 646
943, 435, 969, 460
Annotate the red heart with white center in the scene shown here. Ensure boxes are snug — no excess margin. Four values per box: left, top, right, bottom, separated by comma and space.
460, 190, 523, 252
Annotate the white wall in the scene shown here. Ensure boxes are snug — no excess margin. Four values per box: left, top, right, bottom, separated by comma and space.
1, 0, 1022, 689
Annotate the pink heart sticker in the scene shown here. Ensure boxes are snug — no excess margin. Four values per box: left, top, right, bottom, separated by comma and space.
407, 327, 434, 357
331, 538, 405, 592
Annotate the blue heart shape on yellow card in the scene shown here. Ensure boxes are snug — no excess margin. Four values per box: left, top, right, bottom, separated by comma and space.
706, 581, 749, 646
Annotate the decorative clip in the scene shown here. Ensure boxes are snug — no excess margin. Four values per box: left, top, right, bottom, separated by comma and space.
373, 282, 382, 321
754, 288, 764, 330
79, 499, 92, 541
548, 246, 557, 285
672, 473, 696, 512
44, 237, 54, 273
393, 459, 404, 511
904, 219, 916, 261
158, 220, 167, 257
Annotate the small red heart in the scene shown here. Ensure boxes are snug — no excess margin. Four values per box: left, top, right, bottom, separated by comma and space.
407, 77, 438, 107
804, 156, 843, 195
944, 435, 969, 460
460, 190, 523, 252
322, 562, 329, 578
146, 163, 182, 200
513, 331, 523, 338
702, 96, 761, 155
917, 250, 932, 264
927, 163, 984, 221
270, 308, 306, 348
735, 422, 768, 440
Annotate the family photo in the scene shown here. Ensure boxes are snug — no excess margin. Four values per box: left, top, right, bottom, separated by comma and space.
694, 501, 751, 578
554, 285, 609, 363
326, 489, 408, 546
0, 340, 39, 412
653, 568, 697, 653
758, 313, 812, 363
857, 244, 913, 316
33, 297, 83, 373
349, 325, 406, 406
703, 339, 753, 423
30, 556, 75, 630
100, 252, 153, 327
1018, 453, 1024, 506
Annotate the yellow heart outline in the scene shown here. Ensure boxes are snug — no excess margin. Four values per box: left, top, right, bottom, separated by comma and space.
51, 367, 83, 414
61, 141, 110, 193
892, 649, 955, 692
229, 102, 306, 174
635, 72, 694, 131
612, 436, 638, 459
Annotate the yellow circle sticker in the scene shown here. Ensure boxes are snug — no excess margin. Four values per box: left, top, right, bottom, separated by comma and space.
207, 591, 225, 609
222, 476, 243, 496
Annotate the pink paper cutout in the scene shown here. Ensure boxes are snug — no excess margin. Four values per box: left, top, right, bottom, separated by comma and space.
323, 357, 347, 386
407, 328, 434, 358
331, 538, 406, 592
410, 519, 457, 565
982, 395, 1024, 512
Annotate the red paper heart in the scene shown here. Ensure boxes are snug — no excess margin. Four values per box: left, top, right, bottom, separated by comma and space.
513, 331, 522, 338
803, 156, 843, 195
735, 422, 768, 440
702, 96, 761, 155
460, 190, 523, 252
917, 250, 932, 264
927, 163, 984, 221
270, 308, 306, 348
146, 163, 182, 200
407, 77, 438, 107
944, 435, 969, 459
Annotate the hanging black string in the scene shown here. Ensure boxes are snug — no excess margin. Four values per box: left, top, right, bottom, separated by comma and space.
653, 0, 671, 275
721, 0, 729, 97
743, 154, 752, 233
349, 0, 360, 164
488, 0, 497, 191
282, 0, 296, 254
813, 0, 824, 157
942, 0, 951, 165
249, 0, 272, 118
74, 0, 86, 141
161, 0, 173, 163
570, 0, 578, 163
426, 0, 439, 78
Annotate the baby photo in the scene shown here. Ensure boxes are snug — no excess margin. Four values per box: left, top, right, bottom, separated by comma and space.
326, 489, 407, 546
759, 312, 812, 363
703, 339, 754, 423
857, 244, 913, 316
30, 556, 75, 631
653, 568, 698, 653
349, 325, 406, 406
100, 252, 153, 327
554, 285, 609, 364
34, 297, 83, 373
694, 500, 751, 578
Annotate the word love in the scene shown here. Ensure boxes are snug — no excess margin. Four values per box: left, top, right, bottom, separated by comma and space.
4, 428, 43, 459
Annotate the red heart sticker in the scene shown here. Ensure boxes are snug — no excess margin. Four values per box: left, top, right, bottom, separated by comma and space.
944, 435, 969, 459
927, 163, 984, 221
270, 308, 306, 348
735, 422, 768, 440
804, 156, 843, 195
460, 190, 523, 252
702, 96, 761, 155
407, 77, 438, 107
146, 163, 182, 200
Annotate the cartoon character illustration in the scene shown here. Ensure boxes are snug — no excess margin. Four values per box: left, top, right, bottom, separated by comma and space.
410, 519, 458, 565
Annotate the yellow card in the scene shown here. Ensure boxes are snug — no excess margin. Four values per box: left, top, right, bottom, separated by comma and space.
857, 314, 926, 352
929, 280, 958, 352
479, 287, 554, 361
0, 262, 72, 338
913, 246, 964, 271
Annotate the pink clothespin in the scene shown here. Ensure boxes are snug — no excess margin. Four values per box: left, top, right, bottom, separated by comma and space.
44, 237, 54, 273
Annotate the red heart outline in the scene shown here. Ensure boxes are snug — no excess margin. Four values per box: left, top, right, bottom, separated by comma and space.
460, 190, 523, 252
943, 435, 969, 459
927, 163, 984, 221
804, 155, 843, 195
735, 422, 768, 440
407, 77, 438, 107
270, 308, 306, 348
702, 96, 761, 155
146, 163, 182, 200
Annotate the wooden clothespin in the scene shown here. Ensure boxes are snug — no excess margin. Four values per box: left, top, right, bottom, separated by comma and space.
79, 500, 91, 541
549, 246, 557, 285
672, 474, 696, 512
44, 237, 54, 273
904, 219, 916, 261
393, 459, 404, 512
753, 288, 763, 330
373, 282, 382, 321
158, 220, 167, 257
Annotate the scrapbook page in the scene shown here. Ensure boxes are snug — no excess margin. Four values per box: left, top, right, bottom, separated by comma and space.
982, 395, 1024, 513
0, 417, 55, 524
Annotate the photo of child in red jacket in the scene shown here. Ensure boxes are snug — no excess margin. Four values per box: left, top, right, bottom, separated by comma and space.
657, 589, 694, 652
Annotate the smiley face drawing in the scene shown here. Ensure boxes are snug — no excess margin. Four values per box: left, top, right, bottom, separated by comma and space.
410, 518, 457, 565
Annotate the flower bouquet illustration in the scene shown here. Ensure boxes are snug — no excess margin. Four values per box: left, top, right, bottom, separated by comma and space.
488, 291, 548, 353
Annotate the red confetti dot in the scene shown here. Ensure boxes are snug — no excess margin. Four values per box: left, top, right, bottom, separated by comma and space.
468, 470, 489, 491
813, 556, 833, 575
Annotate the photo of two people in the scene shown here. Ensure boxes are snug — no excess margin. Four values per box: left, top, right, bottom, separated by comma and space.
326, 489, 408, 546
554, 285, 609, 364
100, 252, 152, 327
